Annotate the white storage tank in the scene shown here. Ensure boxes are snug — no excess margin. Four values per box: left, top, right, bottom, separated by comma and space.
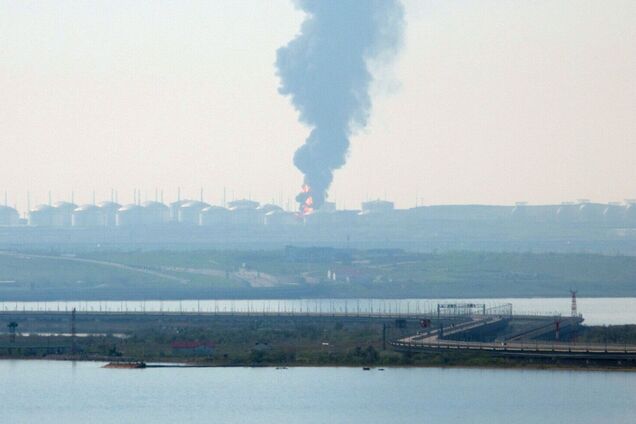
52, 201, 77, 227
28, 204, 55, 226
72, 204, 103, 227
228, 199, 260, 226
0, 206, 20, 226
603, 203, 626, 225
510, 202, 528, 221
625, 201, 636, 226
332, 210, 359, 227
116, 204, 143, 227
257, 204, 282, 214
141, 201, 170, 225
178, 201, 209, 225
257, 204, 283, 225
525, 205, 560, 223
227, 199, 259, 210
264, 210, 299, 227
303, 208, 335, 227
556, 202, 579, 223
97, 201, 121, 227
578, 202, 605, 223
361, 199, 394, 214
200, 206, 231, 227
169, 200, 189, 222
321, 201, 336, 212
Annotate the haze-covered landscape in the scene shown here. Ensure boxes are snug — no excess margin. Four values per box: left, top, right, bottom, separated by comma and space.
1, 249, 636, 300
1, 1, 636, 423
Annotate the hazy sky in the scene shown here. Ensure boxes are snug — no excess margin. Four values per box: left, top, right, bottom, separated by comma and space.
1, 0, 635, 211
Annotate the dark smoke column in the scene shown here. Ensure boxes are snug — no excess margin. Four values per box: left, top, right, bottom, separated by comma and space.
276, 0, 404, 212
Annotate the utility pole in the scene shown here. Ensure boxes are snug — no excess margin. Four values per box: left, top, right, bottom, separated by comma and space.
382, 322, 387, 350
570, 290, 579, 343
8, 322, 18, 343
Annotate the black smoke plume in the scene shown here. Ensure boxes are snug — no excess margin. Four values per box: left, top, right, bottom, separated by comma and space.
276, 0, 404, 211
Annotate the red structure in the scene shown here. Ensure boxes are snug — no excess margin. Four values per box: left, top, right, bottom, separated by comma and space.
170, 341, 215, 356
570, 290, 578, 317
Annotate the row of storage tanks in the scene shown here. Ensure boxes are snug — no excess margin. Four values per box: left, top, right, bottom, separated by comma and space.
1, 199, 636, 228
7, 199, 299, 228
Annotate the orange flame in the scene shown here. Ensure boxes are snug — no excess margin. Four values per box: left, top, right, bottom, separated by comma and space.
300, 184, 314, 216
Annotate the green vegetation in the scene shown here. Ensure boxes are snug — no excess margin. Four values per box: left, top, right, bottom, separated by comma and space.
578, 325, 636, 345
3, 317, 635, 369
0, 248, 635, 300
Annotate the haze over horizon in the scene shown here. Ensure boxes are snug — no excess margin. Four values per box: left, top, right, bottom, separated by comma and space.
2, 0, 635, 211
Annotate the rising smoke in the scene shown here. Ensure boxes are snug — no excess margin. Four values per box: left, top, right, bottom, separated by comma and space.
276, 0, 404, 212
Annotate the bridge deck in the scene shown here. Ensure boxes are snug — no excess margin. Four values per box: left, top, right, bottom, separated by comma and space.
392, 338, 636, 359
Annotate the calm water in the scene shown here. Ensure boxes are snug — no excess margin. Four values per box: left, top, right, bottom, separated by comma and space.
1, 360, 634, 423
2, 297, 636, 325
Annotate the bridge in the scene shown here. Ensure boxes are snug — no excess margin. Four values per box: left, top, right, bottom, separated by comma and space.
391, 311, 636, 361
0, 300, 513, 324
391, 337, 636, 361
2, 301, 634, 362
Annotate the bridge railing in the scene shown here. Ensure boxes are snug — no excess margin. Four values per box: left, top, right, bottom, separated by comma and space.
391, 339, 636, 354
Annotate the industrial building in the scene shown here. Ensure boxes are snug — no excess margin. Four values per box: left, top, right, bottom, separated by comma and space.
3, 195, 633, 253
11, 198, 636, 229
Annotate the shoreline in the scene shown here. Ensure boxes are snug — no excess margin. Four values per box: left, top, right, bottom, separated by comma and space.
2, 356, 635, 373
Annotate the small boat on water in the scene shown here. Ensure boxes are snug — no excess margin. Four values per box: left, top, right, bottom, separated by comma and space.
103, 361, 146, 369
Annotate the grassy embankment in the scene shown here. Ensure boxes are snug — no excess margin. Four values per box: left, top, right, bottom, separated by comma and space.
0, 249, 635, 300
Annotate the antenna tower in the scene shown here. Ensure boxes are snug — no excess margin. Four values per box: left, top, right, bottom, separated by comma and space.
570, 290, 578, 317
